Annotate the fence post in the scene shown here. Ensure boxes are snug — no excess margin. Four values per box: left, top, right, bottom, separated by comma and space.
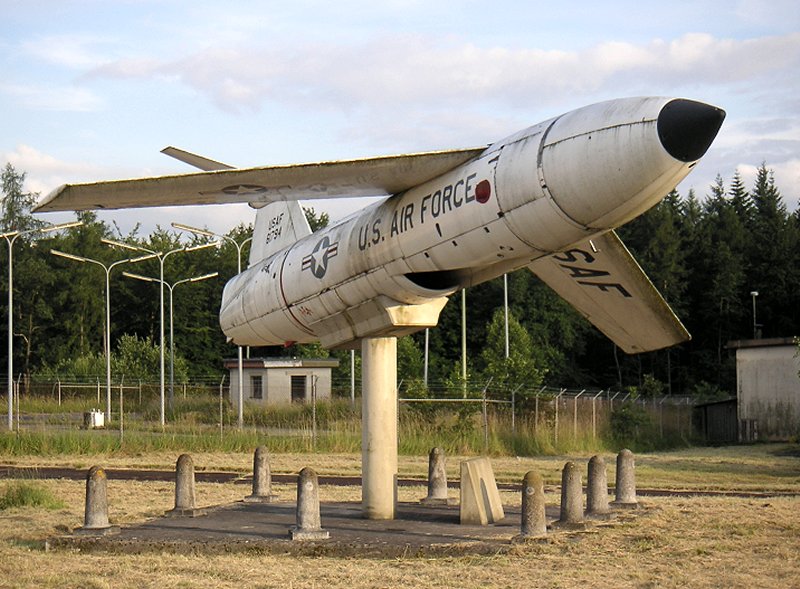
56, 379, 62, 407
511, 384, 523, 438
218, 374, 226, 440
592, 390, 603, 440
119, 380, 124, 443
481, 378, 493, 453
15, 376, 21, 432
117, 376, 124, 425
573, 389, 585, 438
312, 375, 318, 450
534, 385, 545, 433
659, 396, 667, 438
554, 389, 564, 447
138, 380, 142, 405
610, 391, 620, 414
96, 378, 100, 404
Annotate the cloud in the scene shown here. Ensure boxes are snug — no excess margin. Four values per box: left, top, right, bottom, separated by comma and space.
84, 31, 800, 117
2, 144, 103, 195
734, 159, 800, 208
22, 34, 113, 69
1, 83, 103, 112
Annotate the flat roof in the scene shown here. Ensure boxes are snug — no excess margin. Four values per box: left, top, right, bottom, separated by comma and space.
726, 337, 797, 350
223, 357, 340, 369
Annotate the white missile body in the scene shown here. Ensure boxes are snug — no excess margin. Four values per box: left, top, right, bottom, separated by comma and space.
218, 97, 723, 351
37, 96, 725, 354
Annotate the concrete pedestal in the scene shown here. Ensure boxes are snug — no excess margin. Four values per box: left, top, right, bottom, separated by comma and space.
611, 448, 638, 509
421, 447, 452, 505
244, 446, 279, 503
361, 336, 398, 520
76, 466, 119, 536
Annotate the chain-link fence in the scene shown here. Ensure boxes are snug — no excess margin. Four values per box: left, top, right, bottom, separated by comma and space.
3, 375, 698, 450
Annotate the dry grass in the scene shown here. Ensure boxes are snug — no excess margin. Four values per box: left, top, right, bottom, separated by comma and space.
0, 443, 799, 588
3, 443, 799, 491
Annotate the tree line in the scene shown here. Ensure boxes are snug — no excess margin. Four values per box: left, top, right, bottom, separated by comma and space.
1, 162, 798, 398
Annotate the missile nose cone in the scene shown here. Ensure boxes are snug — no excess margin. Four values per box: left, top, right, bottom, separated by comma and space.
658, 99, 726, 163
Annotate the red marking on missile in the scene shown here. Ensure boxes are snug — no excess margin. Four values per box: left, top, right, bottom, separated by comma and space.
476, 180, 491, 203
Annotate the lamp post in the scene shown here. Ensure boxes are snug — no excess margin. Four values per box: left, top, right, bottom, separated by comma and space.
750, 291, 759, 339
172, 222, 252, 429
101, 238, 219, 426
50, 249, 156, 422
123, 271, 218, 409
3, 220, 82, 430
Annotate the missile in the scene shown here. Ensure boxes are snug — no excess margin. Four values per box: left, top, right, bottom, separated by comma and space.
37, 96, 725, 354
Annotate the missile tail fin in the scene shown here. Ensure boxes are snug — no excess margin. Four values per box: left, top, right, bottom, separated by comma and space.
528, 230, 690, 354
248, 200, 312, 267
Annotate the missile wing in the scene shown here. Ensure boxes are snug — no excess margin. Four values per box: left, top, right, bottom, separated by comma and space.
34, 148, 486, 211
528, 230, 689, 353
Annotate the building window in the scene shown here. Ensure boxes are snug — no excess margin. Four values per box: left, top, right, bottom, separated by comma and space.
291, 375, 307, 403
251, 375, 263, 399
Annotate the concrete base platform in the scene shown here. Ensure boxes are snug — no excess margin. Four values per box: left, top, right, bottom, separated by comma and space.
243, 494, 280, 504
53, 500, 587, 558
164, 507, 207, 518
74, 525, 120, 537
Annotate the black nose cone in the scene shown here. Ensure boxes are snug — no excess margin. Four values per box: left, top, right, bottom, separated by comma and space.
658, 99, 726, 162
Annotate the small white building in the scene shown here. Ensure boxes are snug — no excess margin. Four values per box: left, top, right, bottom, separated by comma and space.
729, 337, 800, 441
224, 357, 340, 410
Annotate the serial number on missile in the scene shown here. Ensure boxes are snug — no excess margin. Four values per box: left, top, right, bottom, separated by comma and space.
265, 212, 285, 244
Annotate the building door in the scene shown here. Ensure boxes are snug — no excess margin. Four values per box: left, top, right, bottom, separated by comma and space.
291, 375, 307, 403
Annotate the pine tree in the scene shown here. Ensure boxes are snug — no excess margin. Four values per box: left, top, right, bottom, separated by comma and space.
747, 163, 796, 337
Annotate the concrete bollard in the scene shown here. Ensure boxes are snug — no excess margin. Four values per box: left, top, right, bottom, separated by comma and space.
586, 455, 610, 517
76, 466, 119, 535
611, 448, 638, 508
519, 470, 547, 538
244, 446, 279, 503
289, 467, 329, 541
556, 461, 584, 526
421, 447, 451, 505
165, 454, 205, 517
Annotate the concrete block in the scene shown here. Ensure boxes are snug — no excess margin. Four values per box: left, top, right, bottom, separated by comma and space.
459, 457, 504, 525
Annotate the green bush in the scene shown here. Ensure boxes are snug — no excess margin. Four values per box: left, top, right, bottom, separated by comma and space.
0, 480, 65, 510
611, 402, 652, 445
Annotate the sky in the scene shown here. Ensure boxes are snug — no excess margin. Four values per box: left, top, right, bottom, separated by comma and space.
1, 0, 799, 236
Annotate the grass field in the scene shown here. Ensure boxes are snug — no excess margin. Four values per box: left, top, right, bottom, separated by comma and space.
0, 443, 798, 588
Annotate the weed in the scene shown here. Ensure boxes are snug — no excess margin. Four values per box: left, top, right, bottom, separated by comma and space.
0, 481, 66, 510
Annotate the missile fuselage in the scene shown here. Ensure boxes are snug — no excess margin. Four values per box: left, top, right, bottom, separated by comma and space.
220, 97, 723, 348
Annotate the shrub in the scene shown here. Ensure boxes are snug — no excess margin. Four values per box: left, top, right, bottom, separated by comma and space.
0, 481, 65, 510
611, 402, 652, 446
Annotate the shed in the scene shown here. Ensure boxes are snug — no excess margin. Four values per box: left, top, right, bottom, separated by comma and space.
693, 398, 738, 444
224, 357, 340, 410
727, 337, 800, 441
